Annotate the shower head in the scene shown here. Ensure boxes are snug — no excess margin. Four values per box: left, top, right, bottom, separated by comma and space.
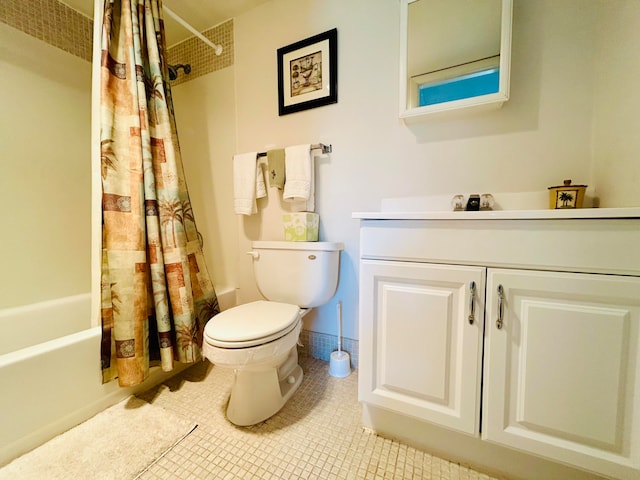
168, 63, 192, 81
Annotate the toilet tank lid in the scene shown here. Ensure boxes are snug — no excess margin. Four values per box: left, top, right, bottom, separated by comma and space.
252, 241, 344, 251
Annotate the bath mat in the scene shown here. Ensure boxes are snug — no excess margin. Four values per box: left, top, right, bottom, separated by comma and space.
0, 396, 197, 480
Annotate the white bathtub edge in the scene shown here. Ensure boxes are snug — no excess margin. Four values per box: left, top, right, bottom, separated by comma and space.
216, 285, 237, 312
0, 293, 91, 318
0, 286, 236, 467
0, 327, 99, 369
0, 293, 91, 355
0, 360, 190, 467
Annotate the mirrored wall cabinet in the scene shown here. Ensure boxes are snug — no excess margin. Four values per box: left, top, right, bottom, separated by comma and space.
399, 0, 513, 120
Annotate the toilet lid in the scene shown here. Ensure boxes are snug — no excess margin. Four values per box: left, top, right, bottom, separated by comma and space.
204, 301, 300, 348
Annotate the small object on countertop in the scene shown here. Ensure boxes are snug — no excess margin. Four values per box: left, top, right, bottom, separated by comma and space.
465, 194, 480, 211
451, 194, 465, 211
548, 179, 587, 209
480, 193, 495, 211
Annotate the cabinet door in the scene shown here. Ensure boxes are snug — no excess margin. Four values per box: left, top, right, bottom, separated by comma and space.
483, 269, 640, 480
359, 260, 485, 435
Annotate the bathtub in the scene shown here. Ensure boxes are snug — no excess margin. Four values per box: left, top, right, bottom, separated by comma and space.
0, 287, 236, 466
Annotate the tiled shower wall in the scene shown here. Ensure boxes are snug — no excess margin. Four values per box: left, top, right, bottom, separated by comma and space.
0, 0, 93, 61
2, 0, 359, 369
0, 0, 233, 83
165, 20, 233, 86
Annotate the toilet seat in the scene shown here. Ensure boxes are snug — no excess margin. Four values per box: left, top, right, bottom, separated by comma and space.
204, 301, 300, 349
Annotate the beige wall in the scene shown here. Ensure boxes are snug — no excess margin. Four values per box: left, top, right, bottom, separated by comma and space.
591, 1, 640, 207
170, 67, 239, 292
3, 0, 636, 328
225, 0, 640, 340
0, 23, 91, 308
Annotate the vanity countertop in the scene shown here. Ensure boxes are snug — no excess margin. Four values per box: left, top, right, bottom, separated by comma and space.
352, 207, 640, 221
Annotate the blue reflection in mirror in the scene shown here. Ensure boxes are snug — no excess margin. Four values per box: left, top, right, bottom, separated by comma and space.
418, 68, 499, 107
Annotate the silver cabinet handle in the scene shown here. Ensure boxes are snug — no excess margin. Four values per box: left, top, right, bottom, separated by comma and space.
468, 281, 476, 325
496, 284, 505, 330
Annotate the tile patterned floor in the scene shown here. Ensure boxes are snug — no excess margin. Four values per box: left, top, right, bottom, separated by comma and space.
136, 356, 501, 480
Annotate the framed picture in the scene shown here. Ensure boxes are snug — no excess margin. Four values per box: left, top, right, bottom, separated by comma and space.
277, 28, 338, 116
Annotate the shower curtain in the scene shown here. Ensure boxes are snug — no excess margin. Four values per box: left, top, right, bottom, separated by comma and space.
99, 0, 219, 386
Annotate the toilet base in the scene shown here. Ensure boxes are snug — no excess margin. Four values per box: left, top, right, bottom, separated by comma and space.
226, 346, 303, 426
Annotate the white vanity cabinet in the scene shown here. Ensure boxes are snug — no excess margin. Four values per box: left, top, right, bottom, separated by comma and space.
359, 260, 486, 435
355, 210, 640, 480
483, 268, 640, 477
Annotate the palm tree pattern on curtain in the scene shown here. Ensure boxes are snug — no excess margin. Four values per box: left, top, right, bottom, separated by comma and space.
100, 0, 219, 386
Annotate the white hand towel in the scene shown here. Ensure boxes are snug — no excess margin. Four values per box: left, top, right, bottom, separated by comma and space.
233, 152, 258, 215
255, 161, 267, 200
283, 144, 315, 212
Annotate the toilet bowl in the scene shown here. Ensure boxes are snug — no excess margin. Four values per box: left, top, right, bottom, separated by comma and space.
204, 301, 304, 426
203, 240, 343, 426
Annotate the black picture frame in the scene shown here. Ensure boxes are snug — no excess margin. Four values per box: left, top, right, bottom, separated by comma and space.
277, 28, 338, 116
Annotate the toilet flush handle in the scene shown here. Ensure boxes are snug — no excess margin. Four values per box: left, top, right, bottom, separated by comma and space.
246, 251, 259, 259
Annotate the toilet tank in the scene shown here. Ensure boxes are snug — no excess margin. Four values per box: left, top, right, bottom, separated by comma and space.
250, 241, 343, 308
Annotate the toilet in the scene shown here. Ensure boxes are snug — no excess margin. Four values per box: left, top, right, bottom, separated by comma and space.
203, 240, 343, 426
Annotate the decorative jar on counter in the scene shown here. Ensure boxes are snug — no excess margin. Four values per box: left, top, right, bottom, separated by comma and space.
548, 180, 586, 209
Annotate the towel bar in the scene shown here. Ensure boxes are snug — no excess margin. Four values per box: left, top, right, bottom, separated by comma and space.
256, 143, 332, 158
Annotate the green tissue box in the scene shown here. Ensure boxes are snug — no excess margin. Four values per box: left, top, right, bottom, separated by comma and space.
283, 213, 319, 241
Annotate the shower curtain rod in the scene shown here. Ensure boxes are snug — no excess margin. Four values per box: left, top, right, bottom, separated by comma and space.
162, 6, 223, 56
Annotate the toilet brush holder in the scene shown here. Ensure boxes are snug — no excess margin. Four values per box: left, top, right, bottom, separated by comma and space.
329, 302, 351, 378
329, 350, 351, 378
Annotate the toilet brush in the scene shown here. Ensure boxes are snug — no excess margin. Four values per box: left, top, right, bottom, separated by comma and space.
329, 301, 351, 378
